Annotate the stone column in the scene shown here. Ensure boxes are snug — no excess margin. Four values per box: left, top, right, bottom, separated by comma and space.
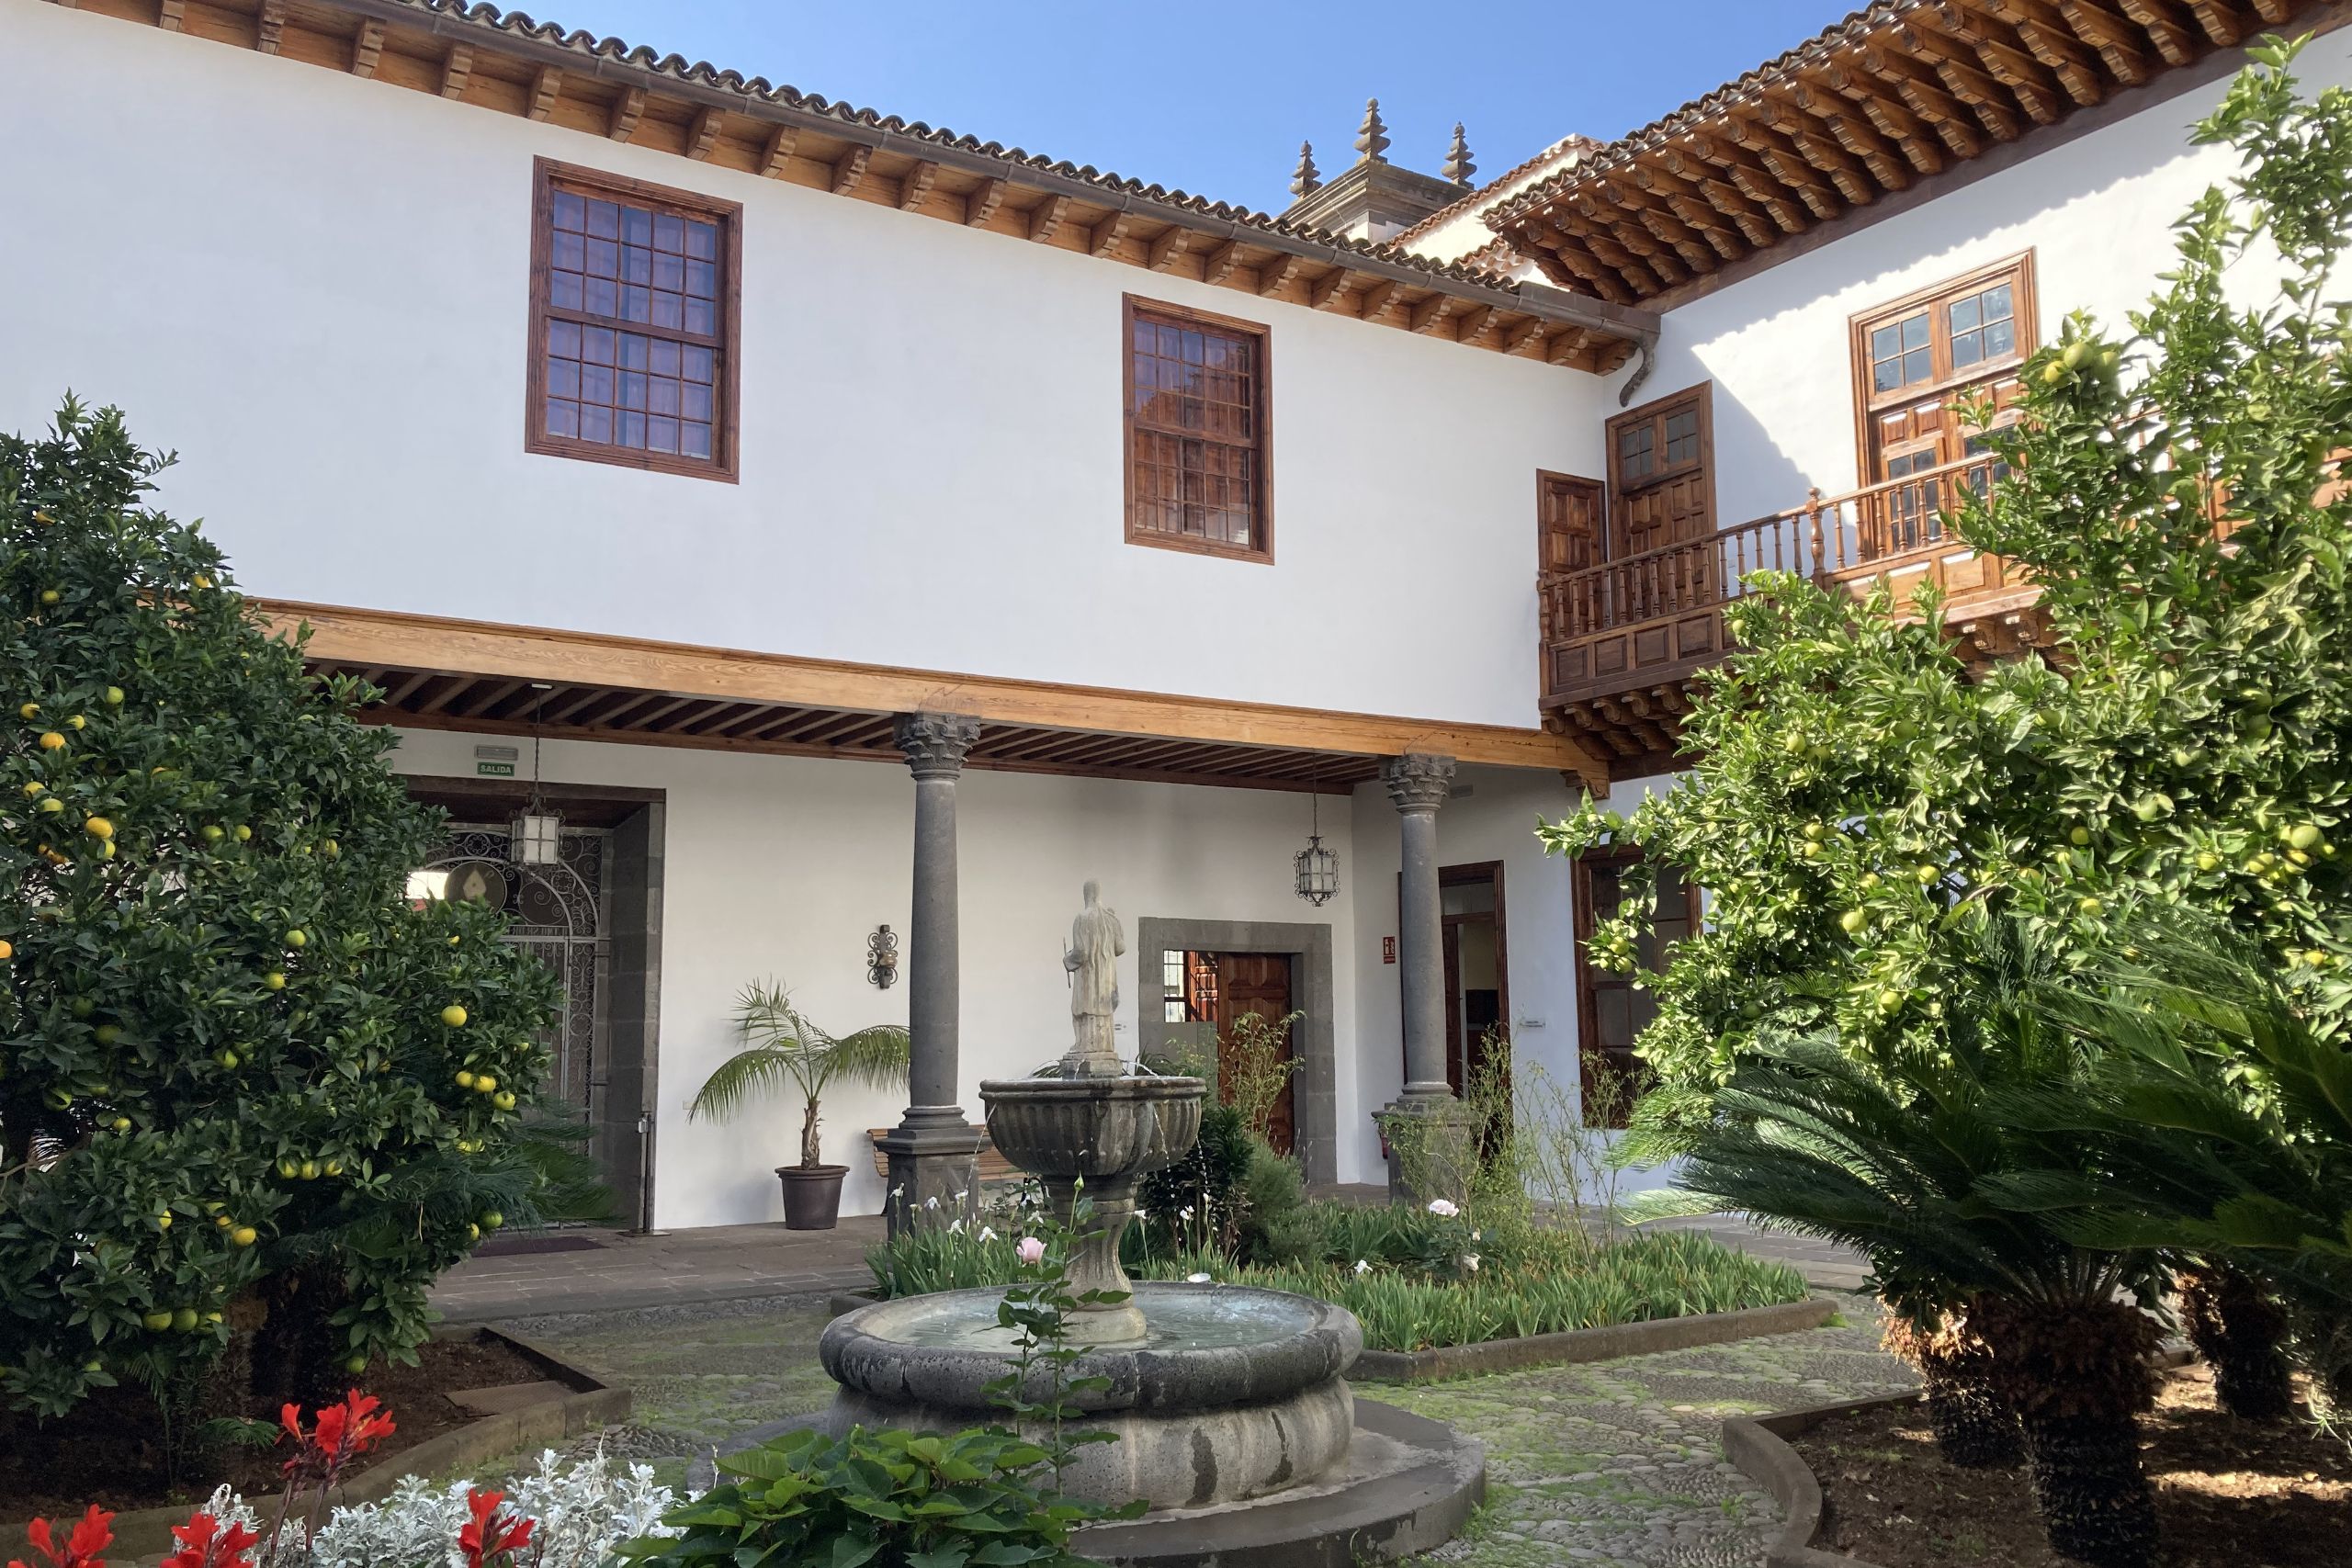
878, 711, 986, 1235
1380, 752, 1473, 1202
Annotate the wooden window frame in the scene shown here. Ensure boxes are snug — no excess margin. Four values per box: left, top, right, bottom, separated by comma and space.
1571, 846, 1700, 1128
526, 157, 743, 483
1848, 252, 2036, 482
1122, 295, 1274, 564
1602, 383, 1714, 558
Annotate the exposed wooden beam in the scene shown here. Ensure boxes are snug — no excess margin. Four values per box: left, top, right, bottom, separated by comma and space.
1763, 89, 1916, 189
439, 44, 473, 101
1547, 326, 1595, 367
1503, 318, 1551, 355
963, 176, 1005, 226
831, 145, 873, 197
1027, 194, 1070, 243
254, 0, 285, 54
1309, 268, 1355, 310
1528, 223, 1640, 302
1899, 21, 2041, 132
1735, 110, 1880, 206
685, 107, 723, 161
266, 601, 1609, 777
351, 18, 384, 77
1357, 279, 1407, 324
2051, 0, 2156, 83
2114, 0, 2200, 65
1089, 212, 1132, 257
1256, 253, 1306, 297
1202, 240, 1245, 287
760, 123, 799, 177
1409, 293, 1460, 334
2184, 0, 2245, 46
2248, 0, 2294, 20
897, 159, 939, 209
1973, 0, 2110, 104
1659, 144, 1805, 233
157, 0, 183, 32
526, 66, 561, 121
607, 86, 646, 143
1147, 225, 1193, 272
1455, 305, 1501, 348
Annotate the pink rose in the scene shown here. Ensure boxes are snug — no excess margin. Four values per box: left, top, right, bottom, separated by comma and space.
1016, 1236, 1046, 1266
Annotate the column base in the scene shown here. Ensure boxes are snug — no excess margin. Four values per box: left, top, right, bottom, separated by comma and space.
876, 1112, 985, 1237
1375, 1095, 1476, 1207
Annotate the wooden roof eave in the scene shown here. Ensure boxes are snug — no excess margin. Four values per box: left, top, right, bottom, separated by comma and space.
325, 0, 1658, 361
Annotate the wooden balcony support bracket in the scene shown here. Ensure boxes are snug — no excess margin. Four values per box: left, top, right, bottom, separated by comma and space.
350, 17, 384, 77
1409, 292, 1460, 335
440, 44, 474, 102
1089, 212, 1133, 258
963, 175, 1005, 227
832, 145, 875, 197
607, 86, 646, 143
156, 0, 183, 32
1257, 252, 1306, 298
527, 66, 562, 122
1310, 267, 1356, 310
1202, 240, 1246, 288
686, 107, 725, 163
1358, 279, 1408, 325
760, 124, 801, 178
1027, 194, 1071, 243
2115, 0, 2200, 67
1146, 224, 1193, 272
254, 0, 286, 55
898, 159, 940, 211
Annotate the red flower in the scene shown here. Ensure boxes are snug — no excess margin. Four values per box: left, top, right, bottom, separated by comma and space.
157, 1512, 257, 1568
9, 1505, 114, 1568
457, 1489, 533, 1568
278, 1391, 396, 1483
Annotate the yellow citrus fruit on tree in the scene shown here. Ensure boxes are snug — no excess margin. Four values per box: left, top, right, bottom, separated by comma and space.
474, 1074, 498, 1094
0, 941, 11, 962
264, 972, 286, 991
441, 1004, 469, 1028
84, 817, 112, 840
285, 929, 306, 948
104, 687, 123, 706
17, 703, 36, 719
66, 715, 84, 730
455, 1070, 476, 1089
38, 732, 63, 750
231, 1226, 257, 1247
39, 590, 59, 605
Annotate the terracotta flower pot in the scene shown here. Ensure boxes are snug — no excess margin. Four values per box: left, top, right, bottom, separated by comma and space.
777, 1163, 849, 1230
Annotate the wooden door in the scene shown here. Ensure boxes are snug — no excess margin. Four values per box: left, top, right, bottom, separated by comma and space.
1606, 387, 1715, 623
1538, 471, 1604, 574
1213, 953, 1295, 1156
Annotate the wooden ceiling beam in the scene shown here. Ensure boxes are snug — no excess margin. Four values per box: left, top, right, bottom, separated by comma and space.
1898, 22, 2042, 132
1686, 130, 1842, 221
526, 66, 561, 121
831, 146, 873, 196
1792, 76, 1946, 175
1633, 160, 1777, 247
2184, 0, 2245, 46
1505, 220, 1594, 291
897, 159, 940, 210
1146, 225, 1193, 272
760, 124, 799, 178
350, 18, 384, 77
685, 107, 723, 161
1409, 292, 1461, 334
255, 0, 285, 55
962, 175, 1004, 225
2113, 0, 2200, 65
1526, 223, 1639, 303
1089, 212, 1132, 257
1577, 225, 1679, 292
1974, 0, 2112, 103
1357, 279, 1408, 324
1572, 190, 1711, 273
1852, 40, 2016, 144
1456, 305, 1502, 348
1658, 144, 1804, 233
158, 1, 184, 33
1762, 89, 1917, 189
2248, 0, 2295, 20
1912, 7, 2068, 122
2047, 0, 2155, 83
1202, 240, 1246, 287
1027, 194, 1070, 243
1503, 318, 1551, 355
1256, 253, 1306, 298
1816, 60, 1981, 159
607, 86, 646, 143
1736, 108, 1882, 204
439, 44, 473, 102
1603, 177, 1747, 262
1309, 268, 1356, 310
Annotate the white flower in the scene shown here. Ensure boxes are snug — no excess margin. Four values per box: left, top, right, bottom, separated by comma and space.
954, 1189, 969, 1203
1426, 1198, 1460, 1218
1471, 1229, 1481, 1242
1353, 1258, 1371, 1275
948, 1218, 963, 1234
888, 1184, 905, 1200
1463, 1253, 1481, 1273
924, 1194, 939, 1211
979, 1225, 997, 1242
1179, 1206, 1194, 1221
1187, 1271, 1213, 1284
1136, 1208, 1149, 1223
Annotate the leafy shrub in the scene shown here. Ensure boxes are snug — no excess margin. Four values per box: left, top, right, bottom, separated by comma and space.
1, 400, 559, 1418
618, 1427, 1109, 1568
1218, 1010, 1302, 1146
1235, 1137, 1317, 1265
1136, 1098, 1252, 1254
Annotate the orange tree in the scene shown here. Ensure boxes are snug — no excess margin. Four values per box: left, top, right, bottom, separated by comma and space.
0, 398, 558, 1417
1542, 43, 2352, 1143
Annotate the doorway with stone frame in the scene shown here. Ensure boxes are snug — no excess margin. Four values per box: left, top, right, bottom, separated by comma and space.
1135, 917, 1336, 1184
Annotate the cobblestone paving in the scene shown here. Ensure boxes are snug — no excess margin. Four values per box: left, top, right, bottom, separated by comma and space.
1385, 1300, 1916, 1568
496, 1293, 840, 1491
492, 1292, 1917, 1567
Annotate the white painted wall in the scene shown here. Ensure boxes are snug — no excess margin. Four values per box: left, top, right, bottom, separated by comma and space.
1630, 28, 2352, 531
0, 3, 1610, 730
1398, 137, 1590, 270
1343, 765, 1586, 1181
385, 727, 1364, 1229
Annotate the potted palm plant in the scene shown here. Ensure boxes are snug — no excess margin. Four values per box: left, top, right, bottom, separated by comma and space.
688, 980, 911, 1230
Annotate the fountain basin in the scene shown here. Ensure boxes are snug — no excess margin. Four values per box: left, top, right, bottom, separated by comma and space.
979, 1073, 1204, 1179
818, 1281, 1363, 1509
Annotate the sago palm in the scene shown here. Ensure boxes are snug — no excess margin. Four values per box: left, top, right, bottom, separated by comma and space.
688, 981, 910, 1168
1670, 921, 2167, 1567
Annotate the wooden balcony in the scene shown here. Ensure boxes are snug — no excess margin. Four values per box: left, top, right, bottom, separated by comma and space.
1541, 453, 2051, 774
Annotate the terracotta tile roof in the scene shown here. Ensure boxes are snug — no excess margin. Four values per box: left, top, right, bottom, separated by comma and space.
1392, 133, 1602, 249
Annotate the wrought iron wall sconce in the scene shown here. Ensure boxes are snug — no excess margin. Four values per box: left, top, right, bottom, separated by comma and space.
867, 924, 899, 988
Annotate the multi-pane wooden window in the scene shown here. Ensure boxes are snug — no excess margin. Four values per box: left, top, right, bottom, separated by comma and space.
1849, 255, 2035, 553
527, 160, 741, 481
1124, 297, 1272, 561
1572, 849, 1701, 1128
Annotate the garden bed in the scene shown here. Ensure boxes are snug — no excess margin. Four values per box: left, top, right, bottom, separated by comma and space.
1, 1326, 628, 1558
1765, 1364, 2352, 1567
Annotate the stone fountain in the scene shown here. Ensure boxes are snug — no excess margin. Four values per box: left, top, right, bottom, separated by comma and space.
812, 884, 1483, 1562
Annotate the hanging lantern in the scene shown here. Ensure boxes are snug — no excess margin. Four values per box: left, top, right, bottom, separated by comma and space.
509, 683, 562, 865
1294, 772, 1340, 907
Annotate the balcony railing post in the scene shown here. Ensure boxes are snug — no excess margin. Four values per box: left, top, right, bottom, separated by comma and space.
1804, 488, 1826, 583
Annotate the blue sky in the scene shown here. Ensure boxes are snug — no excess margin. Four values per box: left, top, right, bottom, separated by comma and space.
536, 2, 1863, 213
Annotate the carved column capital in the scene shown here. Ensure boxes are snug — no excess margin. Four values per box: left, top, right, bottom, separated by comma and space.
1381, 752, 1456, 813
895, 711, 981, 780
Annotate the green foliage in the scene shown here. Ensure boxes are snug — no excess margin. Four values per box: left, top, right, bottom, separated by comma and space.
1538, 45, 2352, 1150
1216, 1010, 1302, 1146
979, 1190, 1141, 1497
1234, 1136, 1317, 1265
0, 399, 560, 1416
689, 980, 910, 1168
1136, 1098, 1252, 1255
618, 1425, 1112, 1568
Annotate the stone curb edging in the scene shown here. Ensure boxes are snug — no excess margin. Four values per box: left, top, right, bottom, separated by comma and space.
829, 1292, 1838, 1382
9, 1325, 629, 1564
1351, 1296, 1838, 1383
1719, 1391, 1923, 1568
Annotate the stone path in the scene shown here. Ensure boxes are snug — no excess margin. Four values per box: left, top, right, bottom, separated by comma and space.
491, 1291, 1915, 1565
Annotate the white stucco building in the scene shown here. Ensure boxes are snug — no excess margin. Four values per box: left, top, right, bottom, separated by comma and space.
4, 0, 2340, 1230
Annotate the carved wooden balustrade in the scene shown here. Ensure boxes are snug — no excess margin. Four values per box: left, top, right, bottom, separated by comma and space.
1541, 451, 2047, 769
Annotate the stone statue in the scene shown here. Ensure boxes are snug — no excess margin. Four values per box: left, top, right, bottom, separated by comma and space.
1063, 880, 1125, 1076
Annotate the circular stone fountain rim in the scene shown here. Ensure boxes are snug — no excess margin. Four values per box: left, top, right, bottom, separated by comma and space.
820, 1282, 1363, 1414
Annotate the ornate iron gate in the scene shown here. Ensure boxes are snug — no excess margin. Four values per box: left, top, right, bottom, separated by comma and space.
421, 825, 612, 1126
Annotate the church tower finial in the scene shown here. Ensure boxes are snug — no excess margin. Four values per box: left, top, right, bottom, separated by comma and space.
1355, 98, 1390, 164
1291, 140, 1321, 197
1443, 122, 1475, 186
